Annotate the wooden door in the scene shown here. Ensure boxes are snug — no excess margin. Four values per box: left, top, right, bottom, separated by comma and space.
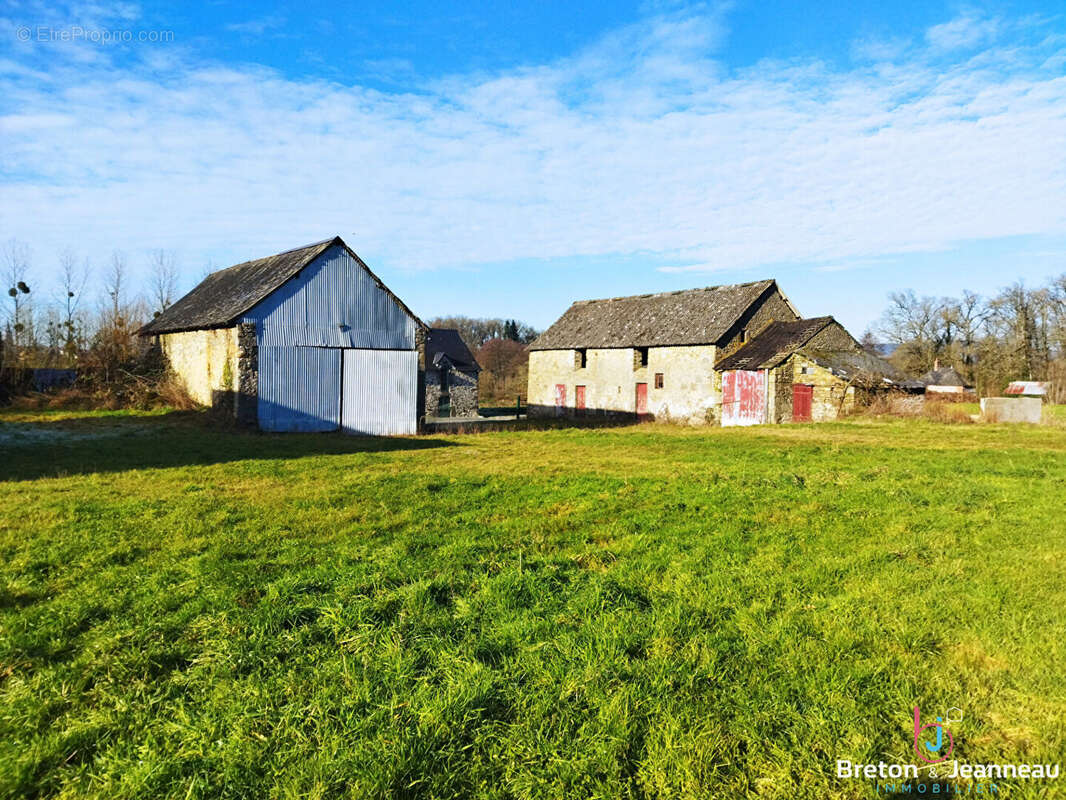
575, 385, 586, 415
792, 383, 813, 422
635, 382, 648, 418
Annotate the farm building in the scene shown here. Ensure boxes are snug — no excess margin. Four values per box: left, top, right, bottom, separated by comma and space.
424, 328, 480, 418
141, 236, 426, 435
526, 280, 801, 423
714, 316, 914, 425
920, 360, 973, 394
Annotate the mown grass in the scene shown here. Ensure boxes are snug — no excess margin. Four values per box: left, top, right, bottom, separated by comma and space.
1, 411, 1064, 799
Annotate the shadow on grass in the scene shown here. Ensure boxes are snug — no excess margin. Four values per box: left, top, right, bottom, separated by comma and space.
0, 410, 458, 482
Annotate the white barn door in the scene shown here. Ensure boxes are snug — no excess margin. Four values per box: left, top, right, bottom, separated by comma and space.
341, 349, 417, 435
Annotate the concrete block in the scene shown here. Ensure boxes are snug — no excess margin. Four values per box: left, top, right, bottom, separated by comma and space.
980, 396, 1042, 423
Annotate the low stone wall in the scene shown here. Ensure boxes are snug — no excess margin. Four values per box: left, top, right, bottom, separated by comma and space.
980, 396, 1042, 423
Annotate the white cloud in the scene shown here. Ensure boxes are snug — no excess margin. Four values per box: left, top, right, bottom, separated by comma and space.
925, 11, 1000, 51
1, 5, 1065, 289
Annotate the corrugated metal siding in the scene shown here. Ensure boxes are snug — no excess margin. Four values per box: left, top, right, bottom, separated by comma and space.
721, 369, 767, 427
242, 245, 417, 349
342, 350, 417, 435
258, 346, 341, 432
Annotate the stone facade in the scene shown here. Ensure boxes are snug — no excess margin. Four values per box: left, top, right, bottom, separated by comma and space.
715, 289, 800, 362
528, 344, 721, 423
425, 366, 479, 418
158, 327, 241, 408
528, 285, 799, 424
770, 354, 856, 422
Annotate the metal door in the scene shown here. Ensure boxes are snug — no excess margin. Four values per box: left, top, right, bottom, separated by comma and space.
635, 382, 648, 418
792, 383, 813, 422
341, 349, 417, 435
258, 346, 341, 432
721, 370, 766, 426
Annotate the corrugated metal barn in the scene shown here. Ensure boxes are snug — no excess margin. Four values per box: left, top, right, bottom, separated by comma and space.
141, 236, 425, 435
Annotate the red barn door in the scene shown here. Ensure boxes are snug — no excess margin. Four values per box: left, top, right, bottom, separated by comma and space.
635, 382, 648, 418
792, 384, 813, 422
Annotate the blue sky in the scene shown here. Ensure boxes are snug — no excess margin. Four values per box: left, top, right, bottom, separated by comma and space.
1, 0, 1065, 334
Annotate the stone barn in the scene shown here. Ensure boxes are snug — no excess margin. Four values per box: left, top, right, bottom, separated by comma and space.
526, 280, 801, 423
140, 236, 426, 435
715, 316, 914, 425
424, 328, 480, 418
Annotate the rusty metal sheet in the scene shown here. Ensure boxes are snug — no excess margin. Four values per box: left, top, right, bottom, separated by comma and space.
721, 369, 766, 426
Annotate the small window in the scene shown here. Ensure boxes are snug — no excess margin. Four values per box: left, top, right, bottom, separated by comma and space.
740, 328, 748, 343
800, 366, 809, 375
634, 347, 649, 369
654, 372, 664, 389
575, 348, 587, 369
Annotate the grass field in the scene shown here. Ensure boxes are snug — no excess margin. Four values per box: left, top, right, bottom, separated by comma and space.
1, 410, 1064, 799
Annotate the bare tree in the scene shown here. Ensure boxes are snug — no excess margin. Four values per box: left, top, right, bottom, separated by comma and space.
3, 239, 33, 362
876, 290, 947, 374
57, 248, 90, 362
148, 249, 178, 316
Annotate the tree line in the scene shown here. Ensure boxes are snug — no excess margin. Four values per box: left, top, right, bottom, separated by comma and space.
871, 274, 1066, 401
2, 238, 186, 375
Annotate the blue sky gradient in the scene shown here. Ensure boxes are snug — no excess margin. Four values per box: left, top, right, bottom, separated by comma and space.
1, 0, 1064, 333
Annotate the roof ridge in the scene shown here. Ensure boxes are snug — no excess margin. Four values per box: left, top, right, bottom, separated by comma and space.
207, 237, 336, 278
569, 279, 774, 306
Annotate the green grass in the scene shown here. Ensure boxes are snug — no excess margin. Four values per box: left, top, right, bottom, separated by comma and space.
1, 411, 1065, 799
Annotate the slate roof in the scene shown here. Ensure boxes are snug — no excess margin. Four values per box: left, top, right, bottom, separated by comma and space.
427, 328, 481, 372
802, 349, 921, 388
714, 317, 835, 371
529, 280, 793, 350
919, 365, 969, 387
140, 236, 424, 335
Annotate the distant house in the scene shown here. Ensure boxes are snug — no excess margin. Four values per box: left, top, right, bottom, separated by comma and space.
425, 328, 480, 418
141, 236, 425, 435
920, 361, 973, 394
715, 317, 916, 425
526, 280, 801, 423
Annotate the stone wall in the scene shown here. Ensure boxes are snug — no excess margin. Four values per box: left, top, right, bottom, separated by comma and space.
716, 288, 800, 362
527, 344, 720, 424
782, 354, 856, 422
235, 323, 258, 424
425, 367, 479, 418
159, 327, 241, 408
805, 320, 858, 350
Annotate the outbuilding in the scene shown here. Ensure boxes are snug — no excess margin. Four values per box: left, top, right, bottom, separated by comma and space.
919, 361, 973, 394
424, 328, 481, 418
714, 316, 915, 425
141, 236, 425, 435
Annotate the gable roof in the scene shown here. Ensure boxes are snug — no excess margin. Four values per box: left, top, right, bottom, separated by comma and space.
529, 279, 796, 351
140, 236, 424, 335
714, 316, 836, 371
427, 328, 480, 372
919, 365, 969, 387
